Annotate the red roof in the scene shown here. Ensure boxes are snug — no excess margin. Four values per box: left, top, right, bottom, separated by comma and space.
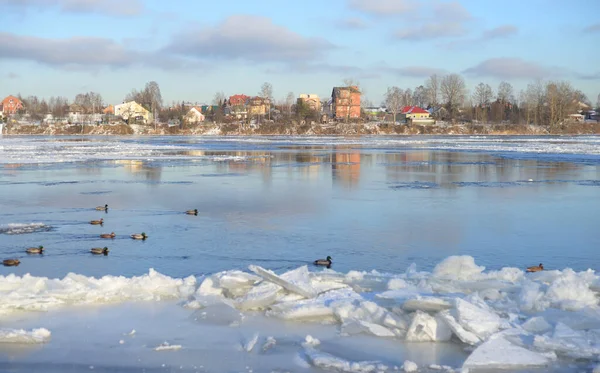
229, 94, 250, 106
401, 106, 429, 114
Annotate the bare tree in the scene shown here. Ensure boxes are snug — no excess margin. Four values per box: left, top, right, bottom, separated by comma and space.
259, 82, 273, 120
425, 74, 440, 109
125, 81, 162, 127
472, 83, 493, 122
342, 78, 361, 122
385, 86, 403, 123
440, 74, 466, 120
497, 81, 514, 103
285, 92, 295, 117
213, 91, 226, 106
545, 80, 576, 128
412, 85, 427, 108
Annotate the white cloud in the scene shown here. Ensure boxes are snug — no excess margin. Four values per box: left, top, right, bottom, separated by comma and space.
336, 17, 368, 30
482, 25, 518, 40
462, 58, 563, 79
347, 0, 417, 15
0, 0, 143, 16
165, 15, 333, 63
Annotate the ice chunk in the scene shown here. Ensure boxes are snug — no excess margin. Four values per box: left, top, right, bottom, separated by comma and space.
268, 288, 358, 322
342, 320, 395, 338
406, 311, 452, 342
438, 310, 481, 345
243, 333, 259, 352
402, 360, 418, 372
402, 297, 452, 312
521, 317, 552, 334
388, 278, 408, 290
154, 342, 182, 351
262, 336, 276, 352
545, 269, 598, 311
463, 335, 552, 369
454, 298, 501, 339
432, 256, 485, 281
234, 282, 282, 311
0, 328, 51, 344
304, 346, 388, 372
249, 265, 316, 298
533, 322, 600, 359
303, 335, 320, 346
518, 280, 545, 311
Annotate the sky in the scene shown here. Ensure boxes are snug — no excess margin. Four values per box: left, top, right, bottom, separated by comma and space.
1, 0, 599, 107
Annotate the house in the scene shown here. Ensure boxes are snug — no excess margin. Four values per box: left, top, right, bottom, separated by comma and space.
568, 113, 585, 122
248, 97, 269, 116
114, 101, 153, 123
331, 86, 361, 120
297, 94, 321, 112
229, 94, 250, 119
401, 106, 431, 120
103, 105, 114, 115
184, 107, 206, 124
1, 95, 24, 115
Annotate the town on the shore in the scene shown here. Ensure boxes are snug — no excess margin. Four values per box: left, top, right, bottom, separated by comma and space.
1, 75, 599, 135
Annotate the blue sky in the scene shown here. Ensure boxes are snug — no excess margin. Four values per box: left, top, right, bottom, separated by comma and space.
1, 0, 599, 106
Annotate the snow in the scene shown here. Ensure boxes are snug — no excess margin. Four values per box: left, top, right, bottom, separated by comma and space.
154, 342, 182, 351
406, 311, 452, 342
0, 328, 51, 343
402, 360, 418, 372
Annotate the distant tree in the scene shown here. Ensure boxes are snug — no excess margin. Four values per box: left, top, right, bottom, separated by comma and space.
440, 74, 466, 120
596, 93, 600, 111
472, 83, 493, 122
125, 81, 162, 127
425, 74, 440, 109
259, 82, 273, 120
385, 86, 403, 123
213, 91, 226, 106
497, 81, 514, 104
412, 85, 428, 108
342, 78, 361, 122
285, 92, 295, 117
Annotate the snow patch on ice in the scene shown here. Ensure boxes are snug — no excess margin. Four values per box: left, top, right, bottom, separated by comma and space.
0, 328, 51, 344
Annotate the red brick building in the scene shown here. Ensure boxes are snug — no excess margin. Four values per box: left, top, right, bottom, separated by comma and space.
331, 86, 361, 120
1, 95, 24, 115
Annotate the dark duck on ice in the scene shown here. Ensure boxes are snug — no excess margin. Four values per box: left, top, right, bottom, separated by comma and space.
526, 263, 543, 272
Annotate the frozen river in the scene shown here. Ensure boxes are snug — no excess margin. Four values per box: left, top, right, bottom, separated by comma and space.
0, 135, 599, 372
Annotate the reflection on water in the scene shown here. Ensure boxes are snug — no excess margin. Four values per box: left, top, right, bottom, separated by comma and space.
0, 140, 598, 278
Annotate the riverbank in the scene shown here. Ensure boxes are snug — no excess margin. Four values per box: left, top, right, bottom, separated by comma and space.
2, 121, 600, 136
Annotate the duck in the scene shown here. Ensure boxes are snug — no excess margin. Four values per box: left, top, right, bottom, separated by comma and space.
185, 209, 198, 216
3, 259, 21, 266
130, 232, 147, 240
526, 263, 544, 272
314, 256, 332, 267
90, 218, 104, 225
91, 247, 109, 255
95, 204, 108, 211
26, 245, 45, 254
100, 232, 116, 239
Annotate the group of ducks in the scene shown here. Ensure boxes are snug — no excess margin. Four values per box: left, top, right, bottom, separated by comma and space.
1, 204, 172, 267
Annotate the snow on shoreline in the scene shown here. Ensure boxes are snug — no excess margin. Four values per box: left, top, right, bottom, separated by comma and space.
1, 256, 600, 370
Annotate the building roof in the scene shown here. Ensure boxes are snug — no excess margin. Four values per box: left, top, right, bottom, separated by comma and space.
332, 86, 361, 96
229, 94, 250, 106
402, 106, 429, 114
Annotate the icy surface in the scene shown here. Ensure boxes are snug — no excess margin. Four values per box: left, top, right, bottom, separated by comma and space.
0, 328, 51, 344
2, 255, 600, 370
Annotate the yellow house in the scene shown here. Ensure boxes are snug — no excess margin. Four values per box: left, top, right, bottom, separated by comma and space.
401, 106, 431, 120
114, 101, 153, 123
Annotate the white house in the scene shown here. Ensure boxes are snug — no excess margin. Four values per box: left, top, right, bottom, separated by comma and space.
184, 107, 205, 125
114, 101, 153, 123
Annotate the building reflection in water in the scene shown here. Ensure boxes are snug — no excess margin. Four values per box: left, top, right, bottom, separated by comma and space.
332, 145, 361, 189
115, 159, 162, 182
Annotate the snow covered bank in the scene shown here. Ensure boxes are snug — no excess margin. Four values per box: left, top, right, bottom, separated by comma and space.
1, 256, 599, 369
0, 328, 51, 344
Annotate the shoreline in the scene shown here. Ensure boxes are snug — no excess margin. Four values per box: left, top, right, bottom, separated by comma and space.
2, 121, 599, 137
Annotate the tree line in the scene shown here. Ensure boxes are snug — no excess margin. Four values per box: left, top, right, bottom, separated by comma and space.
385, 74, 596, 127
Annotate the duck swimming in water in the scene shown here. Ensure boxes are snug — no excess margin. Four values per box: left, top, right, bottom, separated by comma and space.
3, 259, 20, 266
526, 263, 543, 272
186, 209, 198, 216
91, 247, 109, 255
100, 232, 116, 239
90, 218, 104, 225
96, 204, 108, 211
314, 256, 332, 267
26, 246, 44, 254
130, 232, 147, 240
